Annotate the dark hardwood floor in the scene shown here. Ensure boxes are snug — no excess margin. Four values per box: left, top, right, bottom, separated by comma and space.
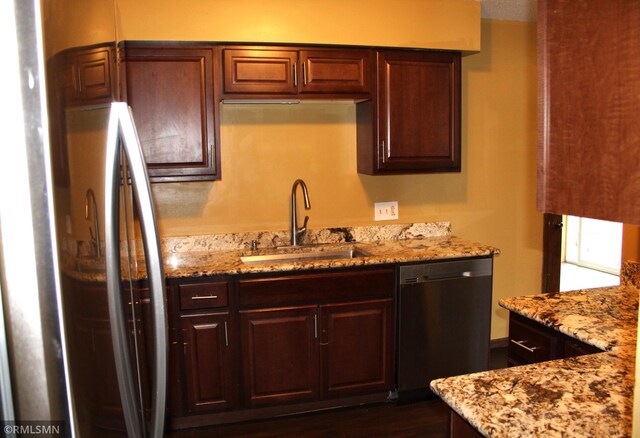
165, 348, 507, 437
166, 400, 450, 438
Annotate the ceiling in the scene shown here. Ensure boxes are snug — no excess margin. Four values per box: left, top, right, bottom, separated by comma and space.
481, 0, 537, 22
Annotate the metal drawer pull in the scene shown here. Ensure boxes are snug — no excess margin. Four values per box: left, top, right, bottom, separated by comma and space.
224, 321, 229, 347
191, 295, 218, 300
510, 339, 538, 353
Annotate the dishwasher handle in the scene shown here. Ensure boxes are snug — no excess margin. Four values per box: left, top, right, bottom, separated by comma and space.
426, 271, 475, 281
399, 258, 493, 285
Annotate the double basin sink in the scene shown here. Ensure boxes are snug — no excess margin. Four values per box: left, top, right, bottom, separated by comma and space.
240, 246, 370, 265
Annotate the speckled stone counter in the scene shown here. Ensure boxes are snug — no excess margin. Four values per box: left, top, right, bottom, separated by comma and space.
430, 262, 640, 438
162, 235, 498, 279
67, 222, 500, 281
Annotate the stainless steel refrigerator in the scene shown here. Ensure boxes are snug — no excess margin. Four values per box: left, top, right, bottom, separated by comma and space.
1, 1, 167, 437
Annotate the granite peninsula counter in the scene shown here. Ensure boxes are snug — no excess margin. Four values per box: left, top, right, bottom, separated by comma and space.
431, 263, 640, 437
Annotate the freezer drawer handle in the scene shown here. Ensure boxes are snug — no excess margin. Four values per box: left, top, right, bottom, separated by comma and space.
510, 339, 538, 353
191, 295, 218, 300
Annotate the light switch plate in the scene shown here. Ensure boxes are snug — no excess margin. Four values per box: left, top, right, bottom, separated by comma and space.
374, 201, 399, 221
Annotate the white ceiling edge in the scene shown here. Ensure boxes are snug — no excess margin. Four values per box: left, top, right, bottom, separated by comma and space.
480, 0, 537, 22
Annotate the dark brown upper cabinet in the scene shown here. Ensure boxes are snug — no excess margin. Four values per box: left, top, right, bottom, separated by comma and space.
55, 43, 116, 107
120, 43, 219, 182
220, 46, 372, 99
357, 50, 461, 175
538, 0, 640, 224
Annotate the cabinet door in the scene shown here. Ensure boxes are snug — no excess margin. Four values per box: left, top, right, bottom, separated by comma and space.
120, 45, 218, 182
320, 298, 394, 398
56, 53, 80, 104
299, 49, 371, 94
374, 50, 460, 173
240, 306, 319, 407
181, 312, 235, 413
55, 44, 115, 106
538, 0, 640, 223
223, 48, 298, 95
63, 279, 127, 433
76, 46, 114, 103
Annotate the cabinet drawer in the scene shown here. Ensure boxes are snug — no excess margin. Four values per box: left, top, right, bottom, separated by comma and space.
238, 268, 395, 308
508, 313, 554, 364
560, 334, 603, 358
299, 49, 371, 94
223, 48, 298, 94
179, 282, 228, 310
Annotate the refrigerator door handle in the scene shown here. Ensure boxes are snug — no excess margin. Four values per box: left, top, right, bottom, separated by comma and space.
105, 102, 168, 438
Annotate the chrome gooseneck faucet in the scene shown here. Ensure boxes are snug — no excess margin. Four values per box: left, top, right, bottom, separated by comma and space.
85, 188, 101, 257
290, 179, 311, 246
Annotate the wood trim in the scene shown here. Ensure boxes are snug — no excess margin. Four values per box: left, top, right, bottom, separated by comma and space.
166, 392, 390, 430
237, 267, 395, 308
489, 337, 508, 349
542, 213, 563, 293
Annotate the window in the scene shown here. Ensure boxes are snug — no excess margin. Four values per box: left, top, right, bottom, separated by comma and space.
564, 216, 623, 275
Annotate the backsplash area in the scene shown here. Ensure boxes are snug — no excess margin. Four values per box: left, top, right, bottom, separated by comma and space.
160, 222, 451, 255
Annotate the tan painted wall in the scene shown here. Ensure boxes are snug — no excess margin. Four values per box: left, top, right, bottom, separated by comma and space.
41, 0, 116, 57
151, 19, 541, 339
64, 108, 110, 242
116, 0, 480, 51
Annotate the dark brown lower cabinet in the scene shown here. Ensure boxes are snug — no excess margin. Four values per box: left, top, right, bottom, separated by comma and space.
507, 311, 603, 366
63, 278, 178, 434
237, 267, 396, 410
165, 267, 396, 428
239, 298, 394, 408
321, 299, 394, 398
181, 312, 235, 413
449, 409, 483, 438
240, 306, 320, 407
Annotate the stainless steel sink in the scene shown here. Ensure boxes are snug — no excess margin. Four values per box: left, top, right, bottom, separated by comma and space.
240, 248, 370, 265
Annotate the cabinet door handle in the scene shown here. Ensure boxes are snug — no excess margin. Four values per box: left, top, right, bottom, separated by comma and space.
510, 339, 538, 353
223, 321, 229, 347
191, 295, 218, 300
302, 63, 307, 86
293, 62, 298, 87
313, 314, 318, 339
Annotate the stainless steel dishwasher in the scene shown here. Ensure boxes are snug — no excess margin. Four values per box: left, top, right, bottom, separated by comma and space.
396, 257, 493, 401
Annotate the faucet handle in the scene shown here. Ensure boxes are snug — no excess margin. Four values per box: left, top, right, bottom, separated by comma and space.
300, 216, 309, 234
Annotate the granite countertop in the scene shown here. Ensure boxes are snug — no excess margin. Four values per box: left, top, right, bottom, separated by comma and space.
162, 235, 498, 279
430, 265, 640, 438
65, 222, 500, 281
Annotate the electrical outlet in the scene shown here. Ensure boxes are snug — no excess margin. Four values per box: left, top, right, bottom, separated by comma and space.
374, 201, 399, 221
